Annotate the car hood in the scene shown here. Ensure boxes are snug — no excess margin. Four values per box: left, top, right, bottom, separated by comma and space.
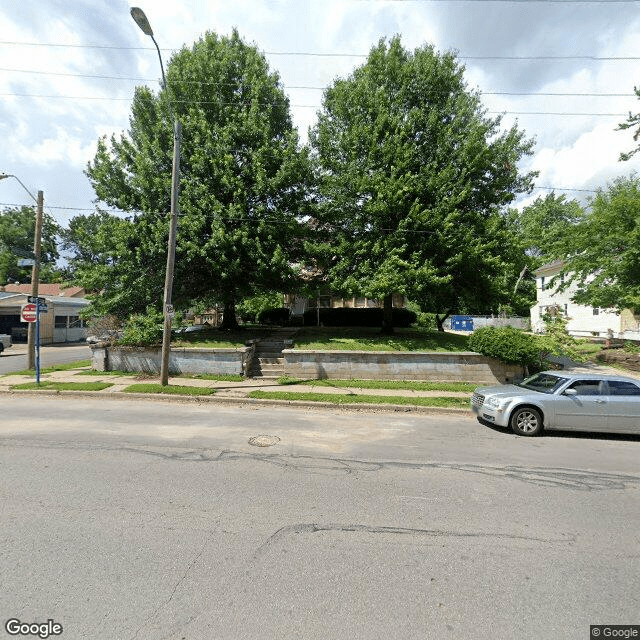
474, 384, 525, 397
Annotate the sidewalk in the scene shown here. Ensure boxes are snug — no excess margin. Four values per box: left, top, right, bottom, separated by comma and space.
0, 366, 473, 416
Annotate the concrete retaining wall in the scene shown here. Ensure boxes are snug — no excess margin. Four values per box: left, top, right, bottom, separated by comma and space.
282, 350, 522, 384
91, 345, 253, 376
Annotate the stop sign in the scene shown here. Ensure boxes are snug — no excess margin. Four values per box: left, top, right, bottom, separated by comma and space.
21, 303, 37, 323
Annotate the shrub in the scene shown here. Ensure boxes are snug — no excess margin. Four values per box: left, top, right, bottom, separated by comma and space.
302, 307, 417, 328
257, 307, 291, 325
119, 307, 164, 346
468, 325, 540, 367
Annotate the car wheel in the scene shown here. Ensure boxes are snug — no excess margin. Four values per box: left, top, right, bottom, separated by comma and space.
510, 406, 543, 437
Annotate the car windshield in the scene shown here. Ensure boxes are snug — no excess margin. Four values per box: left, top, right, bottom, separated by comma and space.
518, 372, 568, 394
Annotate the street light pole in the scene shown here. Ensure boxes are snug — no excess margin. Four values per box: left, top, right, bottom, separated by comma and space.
0, 173, 42, 370
130, 7, 181, 386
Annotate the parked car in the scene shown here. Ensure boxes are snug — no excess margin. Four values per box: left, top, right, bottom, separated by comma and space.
173, 324, 209, 335
0, 333, 12, 355
471, 371, 640, 436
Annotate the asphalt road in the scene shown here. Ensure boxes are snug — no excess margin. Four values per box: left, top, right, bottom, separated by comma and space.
0, 342, 91, 374
1, 396, 639, 640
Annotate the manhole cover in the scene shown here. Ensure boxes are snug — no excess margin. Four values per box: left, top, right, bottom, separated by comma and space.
248, 435, 281, 447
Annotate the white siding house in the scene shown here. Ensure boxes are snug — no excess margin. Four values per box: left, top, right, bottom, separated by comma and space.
530, 260, 640, 340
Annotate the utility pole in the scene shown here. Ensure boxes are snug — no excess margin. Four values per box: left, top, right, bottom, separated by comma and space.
27, 190, 43, 370
160, 121, 181, 385
131, 7, 181, 386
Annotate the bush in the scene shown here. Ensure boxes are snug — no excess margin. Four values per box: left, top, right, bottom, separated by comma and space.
468, 325, 540, 367
257, 307, 291, 325
302, 307, 417, 328
119, 307, 164, 346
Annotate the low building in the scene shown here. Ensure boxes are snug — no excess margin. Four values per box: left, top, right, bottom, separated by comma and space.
530, 260, 640, 340
0, 291, 90, 344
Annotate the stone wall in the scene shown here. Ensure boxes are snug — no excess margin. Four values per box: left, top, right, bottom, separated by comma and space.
91, 345, 253, 376
282, 350, 522, 384
597, 348, 640, 372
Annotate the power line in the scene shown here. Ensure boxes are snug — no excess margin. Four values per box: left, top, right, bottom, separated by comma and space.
0, 40, 638, 61
0, 67, 635, 97
0, 93, 631, 116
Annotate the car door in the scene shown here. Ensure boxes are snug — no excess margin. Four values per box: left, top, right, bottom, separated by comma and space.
603, 380, 640, 434
553, 379, 608, 431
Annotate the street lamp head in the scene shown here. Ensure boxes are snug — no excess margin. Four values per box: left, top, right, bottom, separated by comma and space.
0, 173, 12, 181
131, 7, 154, 37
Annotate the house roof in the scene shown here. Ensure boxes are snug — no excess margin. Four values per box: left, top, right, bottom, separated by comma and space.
534, 259, 565, 276
1, 283, 85, 297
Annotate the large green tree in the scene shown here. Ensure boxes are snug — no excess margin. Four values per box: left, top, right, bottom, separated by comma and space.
309, 37, 536, 332
514, 193, 584, 262
558, 174, 640, 311
86, 29, 312, 326
0, 206, 61, 285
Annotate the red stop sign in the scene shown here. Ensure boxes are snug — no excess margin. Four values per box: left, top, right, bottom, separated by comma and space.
21, 303, 37, 322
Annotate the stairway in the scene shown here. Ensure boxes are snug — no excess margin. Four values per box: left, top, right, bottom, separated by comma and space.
248, 328, 298, 378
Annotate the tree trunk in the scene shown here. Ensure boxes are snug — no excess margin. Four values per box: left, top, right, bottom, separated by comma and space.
380, 294, 394, 335
220, 299, 240, 331
435, 309, 453, 332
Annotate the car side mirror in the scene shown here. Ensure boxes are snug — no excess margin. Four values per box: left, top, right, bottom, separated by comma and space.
564, 388, 577, 396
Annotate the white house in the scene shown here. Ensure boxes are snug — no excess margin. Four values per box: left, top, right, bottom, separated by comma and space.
530, 260, 640, 340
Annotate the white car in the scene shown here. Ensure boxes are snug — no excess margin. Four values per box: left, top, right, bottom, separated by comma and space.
471, 371, 640, 436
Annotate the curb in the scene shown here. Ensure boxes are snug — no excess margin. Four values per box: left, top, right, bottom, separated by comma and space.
0, 388, 473, 416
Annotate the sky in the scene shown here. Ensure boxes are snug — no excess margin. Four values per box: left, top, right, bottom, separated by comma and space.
1, 0, 640, 229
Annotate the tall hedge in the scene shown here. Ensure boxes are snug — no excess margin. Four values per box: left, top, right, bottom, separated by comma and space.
302, 307, 417, 328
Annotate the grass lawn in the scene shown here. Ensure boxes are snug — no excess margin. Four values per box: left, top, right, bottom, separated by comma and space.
171, 328, 266, 349
11, 381, 113, 391
122, 383, 217, 396
277, 377, 476, 392
248, 390, 469, 408
290, 326, 469, 352
3, 359, 92, 377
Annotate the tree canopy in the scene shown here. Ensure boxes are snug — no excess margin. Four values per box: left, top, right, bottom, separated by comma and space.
0, 206, 61, 285
618, 87, 640, 161
85, 29, 312, 325
514, 193, 584, 263
558, 174, 640, 311
309, 37, 536, 331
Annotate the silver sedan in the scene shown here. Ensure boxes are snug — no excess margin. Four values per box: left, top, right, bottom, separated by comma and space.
471, 371, 640, 436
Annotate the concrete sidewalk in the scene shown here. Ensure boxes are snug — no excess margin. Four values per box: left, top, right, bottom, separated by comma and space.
0, 365, 474, 415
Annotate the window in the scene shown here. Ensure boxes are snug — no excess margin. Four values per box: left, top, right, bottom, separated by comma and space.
565, 380, 602, 396
540, 276, 545, 291
68, 316, 81, 328
54, 316, 67, 329
593, 307, 600, 316
607, 381, 640, 396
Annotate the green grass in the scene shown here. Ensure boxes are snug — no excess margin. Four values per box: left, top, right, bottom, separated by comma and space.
290, 327, 469, 352
171, 328, 266, 349
4, 359, 92, 377
11, 381, 113, 391
276, 376, 476, 392
176, 373, 244, 382
122, 383, 218, 396
248, 390, 469, 408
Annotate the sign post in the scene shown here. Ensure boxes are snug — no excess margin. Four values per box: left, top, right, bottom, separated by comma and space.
21, 300, 46, 384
